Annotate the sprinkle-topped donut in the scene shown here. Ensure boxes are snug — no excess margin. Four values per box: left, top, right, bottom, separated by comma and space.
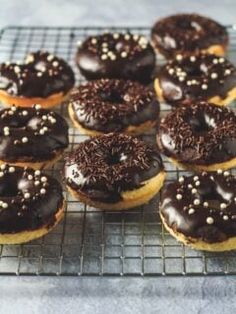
151, 14, 228, 58
160, 171, 236, 251
0, 164, 64, 244
157, 101, 236, 171
68, 79, 159, 135
154, 53, 236, 106
0, 104, 68, 169
0, 51, 75, 107
64, 133, 165, 210
76, 32, 156, 83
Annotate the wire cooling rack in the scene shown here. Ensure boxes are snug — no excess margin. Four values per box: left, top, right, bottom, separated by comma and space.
0, 25, 236, 277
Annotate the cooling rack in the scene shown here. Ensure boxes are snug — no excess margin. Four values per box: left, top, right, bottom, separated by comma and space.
0, 25, 236, 277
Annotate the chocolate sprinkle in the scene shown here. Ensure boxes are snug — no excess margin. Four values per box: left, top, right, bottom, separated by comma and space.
70, 79, 159, 132
157, 101, 236, 165
64, 133, 163, 203
161, 171, 236, 243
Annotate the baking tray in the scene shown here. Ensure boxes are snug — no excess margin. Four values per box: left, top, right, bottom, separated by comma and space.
0, 25, 236, 276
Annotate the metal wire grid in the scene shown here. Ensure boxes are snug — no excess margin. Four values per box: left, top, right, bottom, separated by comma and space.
0, 26, 236, 277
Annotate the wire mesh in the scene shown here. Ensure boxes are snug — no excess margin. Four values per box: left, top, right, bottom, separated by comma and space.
0, 25, 235, 276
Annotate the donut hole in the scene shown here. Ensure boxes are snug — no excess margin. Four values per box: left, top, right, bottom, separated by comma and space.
99, 89, 123, 104
105, 152, 127, 165
187, 113, 216, 134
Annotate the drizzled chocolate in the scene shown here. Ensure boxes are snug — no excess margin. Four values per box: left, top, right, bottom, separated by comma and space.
76, 32, 155, 83
64, 133, 163, 203
0, 105, 68, 162
156, 53, 236, 105
69, 79, 159, 132
0, 51, 75, 98
161, 171, 236, 243
151, 14, 228, 57
0, 165, 63, 233
157, 101, 236, 165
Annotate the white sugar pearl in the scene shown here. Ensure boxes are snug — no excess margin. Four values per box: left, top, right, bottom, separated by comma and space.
188, 208, 195, 215
191, 188, 197, 194
0, 172, 4, 177
34, 180, 40, 186
101, 54, 108, 60
40, 188, 46, 194
35, 170, 41, 176
224, 171, 230, 177
217, 169, 223, 174
220, 203, 227, 209
193, 176, 199, 181
39, 129, 45, 135
8, 166, 15, 173
121, 51, 127, 58
0, 164, 6, 170
178, 177, 184, 183
201, 84, 208, 90
22, 110, 28, 116
22, 137, 28, 143
176, 54, 183, 61
35, 104, 41, 110
194, 199, 200, 205
203, 202, 209, 207
28, 175, 33, 180
2, 202, 8, 208
223, 215, 229, 221
190, 56, 196, 62
41, 176, 47, 183
176, 194, 182, 200
211, 72, 218, 79
24, 192, 30, 199
206, 217, 214, 224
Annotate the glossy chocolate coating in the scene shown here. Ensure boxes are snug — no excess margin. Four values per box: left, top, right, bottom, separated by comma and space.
157, 53, 236, 105
64, 133, 164, 203
161, 171, 236, 243
0, 51, 75, 98
151, 14, 228, 58
157, 101, 236, 165
70, 79, 159, 132
0, 105, 68, 162
76, 33, 155, 83
0, 165, 63, 233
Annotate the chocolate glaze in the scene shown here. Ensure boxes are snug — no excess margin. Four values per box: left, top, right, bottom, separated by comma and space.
161, 171, 236, 243
157, 101, 236, 165
70, 79, 159, 132
0, 165, 63, 234
76, 33, 155, 83
151, 14, 228, 58
0, 51, 75, 98
157, 53, 236, 105
64, 133, 164, 203
0, 105, 68, 162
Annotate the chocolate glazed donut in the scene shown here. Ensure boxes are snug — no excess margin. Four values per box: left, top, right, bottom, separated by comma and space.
64, 133, 166, 210
157, 101, 236, 172
154, 53, 236, 106
76, 33, 156, 83
151, 14, 228, 58
0, 164, 65, 244
160, 171, 236, 251
0, 51, 75, 107
0, 104, 69, 169
68, 79, 160, 136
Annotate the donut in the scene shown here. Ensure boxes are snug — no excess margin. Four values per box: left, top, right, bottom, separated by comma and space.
0, 164, 65, 244
154, 53, 236, 106
151, 14, 228, 58
0, 51, 75, 108
64, 133, 166, 210
76, 32, 155, 83
68, 79, 160, 136
157, 101, 236, 172
0, 104, 68, 169
160, 171, 236, 251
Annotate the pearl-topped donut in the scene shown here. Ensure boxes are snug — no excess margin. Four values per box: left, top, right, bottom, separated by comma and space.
160, 171, 236, 251
76, 32, 156, 83
154, 53, 236, 106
